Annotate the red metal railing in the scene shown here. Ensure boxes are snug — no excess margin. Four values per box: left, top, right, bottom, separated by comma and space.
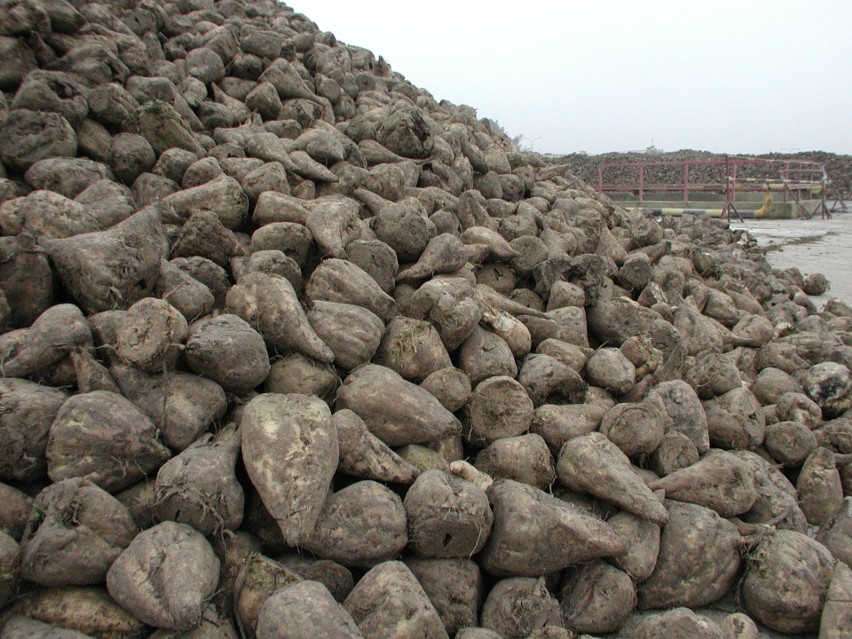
597, 157, 827, 202
596, 157, 836, 219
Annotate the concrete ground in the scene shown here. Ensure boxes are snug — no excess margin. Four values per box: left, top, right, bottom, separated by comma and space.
731, 212, 852, 308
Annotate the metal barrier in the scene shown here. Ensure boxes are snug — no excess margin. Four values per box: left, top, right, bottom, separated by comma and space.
596, 157, 846, 220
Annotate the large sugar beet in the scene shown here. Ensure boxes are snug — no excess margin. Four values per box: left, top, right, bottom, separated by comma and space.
336, 364, 461, 447
584, 347, 636, 395
305, 199, 362, 260
256, 581, 364, 639
107, 522, 220, 631
556, 433, 669, 525
0, 234, 55, 328
803, 362, 851, 419
598, 398, 665, 458
39, 207, 167, 313
818, 497, 852, 567
241, 394, 337, 548
115, 298, 188, 373
820, 562, 852, 639
343, 561, 448, 639
777, 391, 822, 429
407, 277, 482, 351
238, 250, 303, 294
333, 409, 420, 484
459, 326, 518, 384
233, 553, 302, 638
0, 531, 19, 609
480, 308, 532, 358
154, 426, 244, 536
0, 110, 77, 172
404, 469, 493, 558
732, 449, 808, 532
742, 530, 836, 634
474, 434, 556, 490
149, 605, 239, 639
481, 480, 626, 576
0, 616, 96, 638
587, 297, 678, 351
630, 608, 725, 639
250, 222, 313, 268
673, 304, 732, 355
277, 556, 355, 603
765, 420, 818, 467
703, 387, 766, 451
156, 257, 214, 322
170, 211, 243, 268
465, 376, 535, 446
606, 504, 663, 582
306, 301, 384, 370
111, 366, 228, 452
396, 233, 468, 282
0, 482, 32, 541
375, 316, 452, 382
19, 478, 137, 587
481, 577, 563, 639
346, 238, 399, 293
638, 501, 741, 610
161, 175, 248, 230
46, 391, 171, 493
376, 106, 434, 159
518, 353, 587, 406
0, 379, 68, 482
265, 354, 339, 404
684, 351, 742, 399
8, 586, 148, 639
420, 367, 472, 412
647, 449, 757, 517
306, 258, 397, 323
304, 481, 408, 568
530, 403, 605, 452
226, 271, 335, 364
751, 366, 803, 405
0, 304, 91, 380
0, 190, 100, 240
558, 560, 636, 634
404, 558, 482, 636
646, 381, 709, 453
185, 315, 270, 393
650, 431, 700, 476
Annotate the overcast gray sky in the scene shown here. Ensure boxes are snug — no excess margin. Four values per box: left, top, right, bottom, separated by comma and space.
293, 0, 851, 156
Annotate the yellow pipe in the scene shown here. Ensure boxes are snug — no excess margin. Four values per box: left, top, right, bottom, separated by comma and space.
755, 192, 772, 218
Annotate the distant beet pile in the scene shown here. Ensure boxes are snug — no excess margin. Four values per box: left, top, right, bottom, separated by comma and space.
1, 1, 851, 638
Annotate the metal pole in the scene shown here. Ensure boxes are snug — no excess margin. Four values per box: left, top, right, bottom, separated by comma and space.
731, 160, 738, 204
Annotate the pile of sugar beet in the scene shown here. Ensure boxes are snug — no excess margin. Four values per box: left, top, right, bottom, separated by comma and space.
1, 1, 851, 638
